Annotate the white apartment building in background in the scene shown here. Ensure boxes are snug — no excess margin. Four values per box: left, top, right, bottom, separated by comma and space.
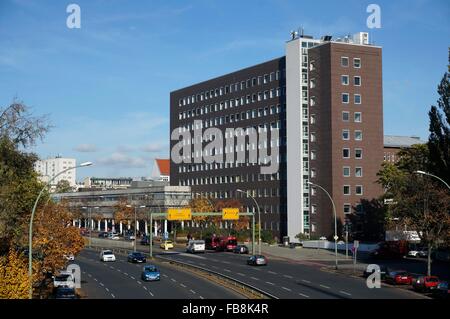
34, 156, 77, 190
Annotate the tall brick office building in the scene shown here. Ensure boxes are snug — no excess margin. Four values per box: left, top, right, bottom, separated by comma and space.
170, 31, 383, 241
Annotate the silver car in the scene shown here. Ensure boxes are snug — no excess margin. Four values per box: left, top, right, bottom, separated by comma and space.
247, 255, 268, 266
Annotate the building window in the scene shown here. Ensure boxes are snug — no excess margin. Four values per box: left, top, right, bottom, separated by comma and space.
311, 169, 316, 178
355, 148, 363, 159
354, 94, 362, 104
354, 76, 361, 86
341, 57, 349, 67
311, 150, 316, 160
311, 205, 317, 214
310, 133, 316, 142
342, 129, 350, 140
310, 114, 316, 124
354, 58, 361, 68
356, 185, 363, 195
342, 111, 349, 122
343, 148, 350, 158
344, 204, 351, 215
343, 166, 350, 177
343, 185, 351, 195
355, 167, 363, 177
342, 93, 349, 104
354, 112, 362, 123
311, 187, 317, 196
341, 75, 349, 85
355, 130, 363, 141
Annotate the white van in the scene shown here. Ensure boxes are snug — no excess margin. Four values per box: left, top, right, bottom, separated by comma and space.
53, 271, 75, 289
100, 249, 116, 262
186, 240, 205, 254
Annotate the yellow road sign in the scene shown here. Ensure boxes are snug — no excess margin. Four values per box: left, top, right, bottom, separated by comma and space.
222, 208, 239, 220
167, 208, 192, 221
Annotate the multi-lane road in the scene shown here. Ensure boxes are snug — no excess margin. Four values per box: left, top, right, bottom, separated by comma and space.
159, 249, 425, 299
73, 249, 242, 299
74, 244, 426, 299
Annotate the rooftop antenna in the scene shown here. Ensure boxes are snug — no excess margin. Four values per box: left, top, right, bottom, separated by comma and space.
299, 26, 304, 37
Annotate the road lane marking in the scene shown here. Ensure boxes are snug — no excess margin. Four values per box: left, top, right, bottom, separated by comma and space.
117, 269, 121, 272
111, 294, 115, 298
223, 269, 231, 272
148, 291, 154, 297
199, 296, 204, 299
268, 271, 277, 275
180, 283, 187, 288
190, 289, 196, 294
320, 284, 330, 289
100, 282, 104, 287
250, 277, 260, 281
88, 274, 92, 277
162, 274, 168, 278
212, 266, 219, 269
237, 273, 245, 276
282, 287, 291, 291
110, 266, 114, 269
222, 261, 231, 264
301, 279, 311, 283
283, 275, 293, 279
265, 281, 275, 285
130, 276, 135, 280
105, 288, 109, 292
299, 293, 310, 298
137, 281, 142, 285
340, 291, 352, 296
199, 263, 206, 266
143, 287, 147, 291
171, 278, 177, 282
124, 272, 128, 276
94, 278, 98, 282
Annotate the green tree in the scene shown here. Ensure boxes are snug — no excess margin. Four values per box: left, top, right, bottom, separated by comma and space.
55, 179, 73, 193
428, 56, 450, 184
377, 144, 450, 276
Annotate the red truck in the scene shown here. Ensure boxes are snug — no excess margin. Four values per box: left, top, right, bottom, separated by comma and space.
370, 241, 409, 259
205, 235, 238, 252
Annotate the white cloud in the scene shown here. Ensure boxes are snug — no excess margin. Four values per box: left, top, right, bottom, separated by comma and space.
74, 143, 98, 153
141, 143, 167, 153
97, 152, 148, 168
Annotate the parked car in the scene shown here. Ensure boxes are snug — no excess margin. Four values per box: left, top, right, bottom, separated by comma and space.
233, 245, 249, 254
141, 265, 160, 282
98, 232, 108, 238
247, 255, 268, 266
54, 287, 77, 299
140, 236, 154, 245
127, 252, 146, 263
125, 234, 136, 241
413, 276, 440, 292
433, 281, 449, 299
100, 250, 116, 262
160, 240, 174, 250
53, 271, 75, 290
418, 249, 429, 258
186, 240, 205, 253
385, 270, 413, 285
363, 265, 389, 280
107, 232, 120, 240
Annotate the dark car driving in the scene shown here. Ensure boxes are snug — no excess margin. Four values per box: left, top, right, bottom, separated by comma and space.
233, 245, 249, 254
54, 287, 77, 299
127, 252, 146, 263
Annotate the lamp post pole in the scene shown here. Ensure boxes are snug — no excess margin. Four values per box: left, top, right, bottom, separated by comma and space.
414, 171, 450, 191
29, 162, 93, 299
308, 182, 338, 270
237, 189, 260, 255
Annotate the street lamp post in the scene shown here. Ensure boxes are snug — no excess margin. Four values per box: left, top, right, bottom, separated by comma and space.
414, 171, 450, 191
29, 161, 93, 299
308, 182, 339, 270
82, 206, 99, 248
127, 204, 146, 252
237, 189, 260, 255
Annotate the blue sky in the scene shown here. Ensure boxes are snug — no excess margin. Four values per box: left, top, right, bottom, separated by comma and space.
0, 0, 449, 181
